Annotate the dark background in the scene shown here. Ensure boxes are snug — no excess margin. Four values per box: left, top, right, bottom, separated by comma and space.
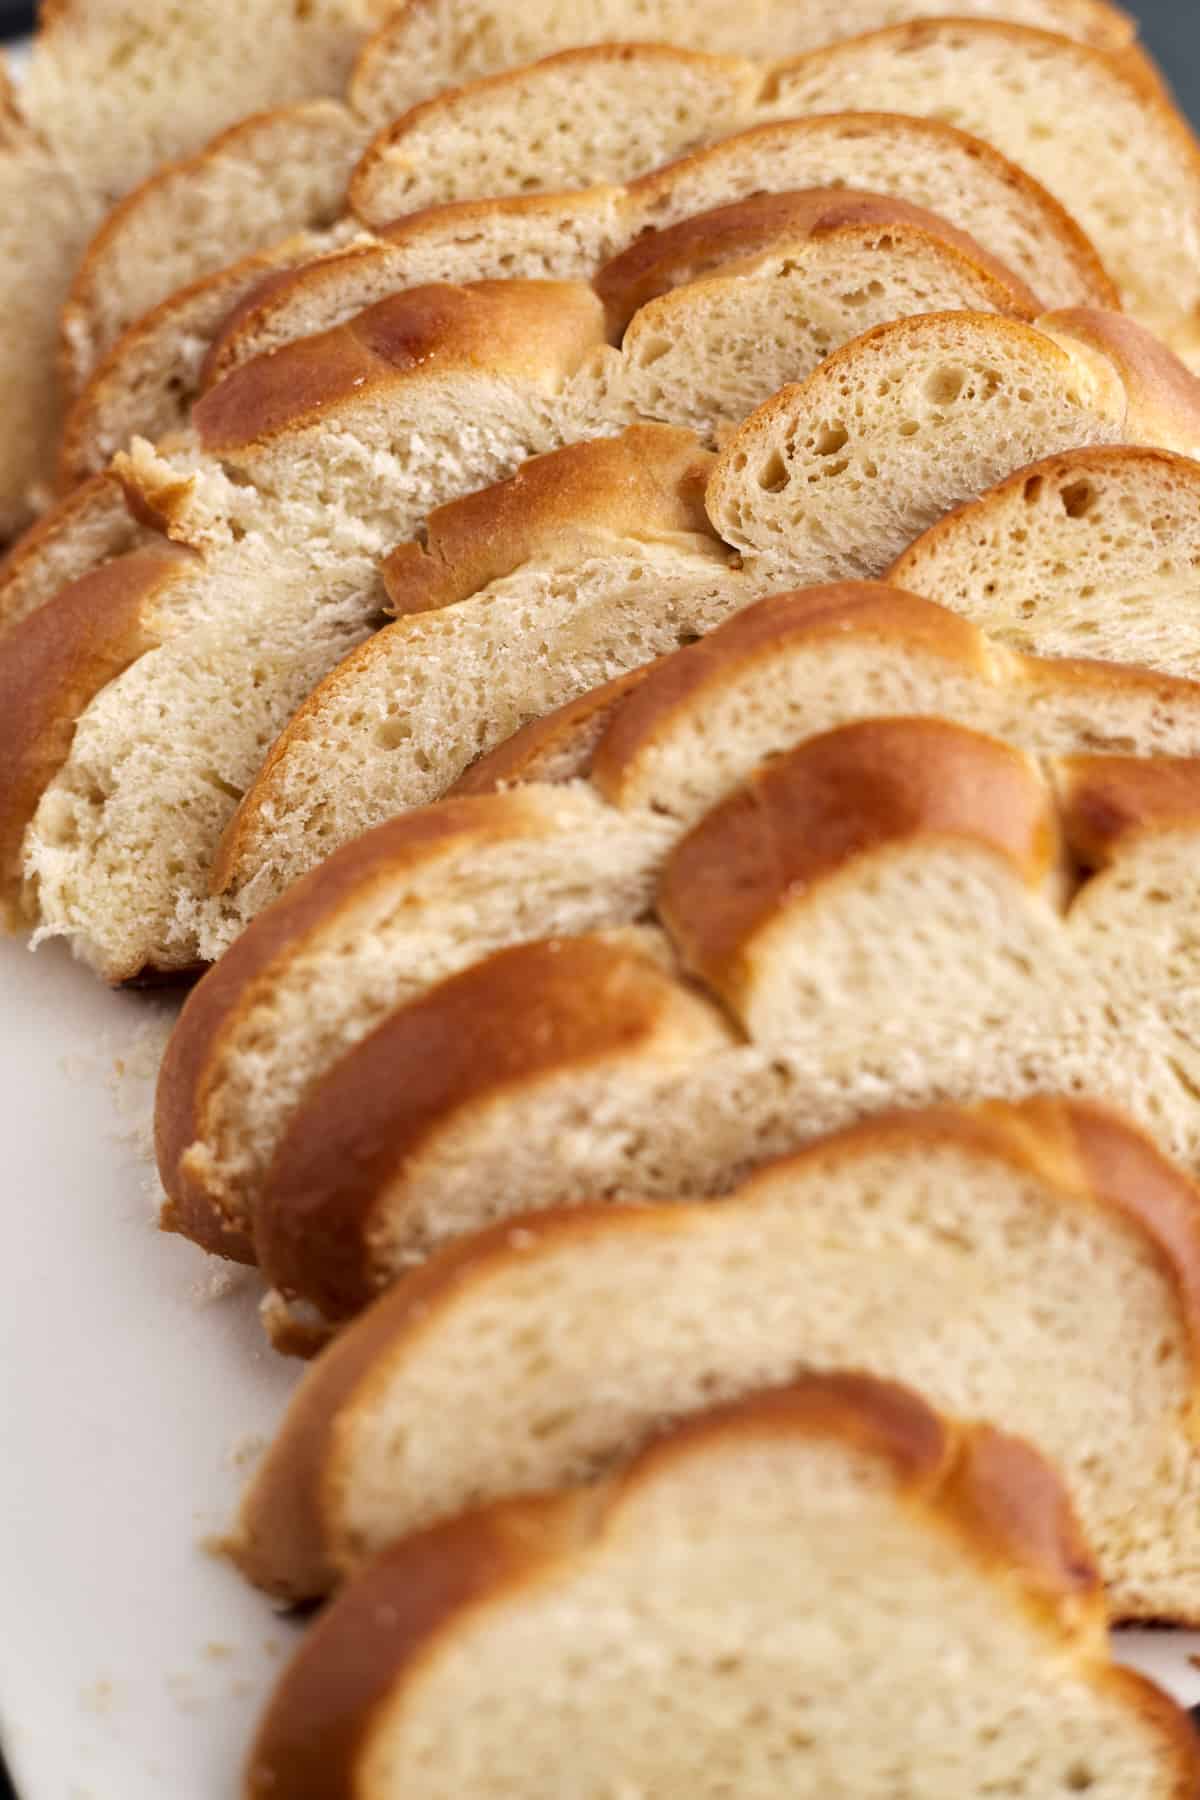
0, 0, 1196, 1794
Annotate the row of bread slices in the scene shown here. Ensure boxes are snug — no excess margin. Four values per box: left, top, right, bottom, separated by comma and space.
58, 7, 1200, 496
6, 280, 1200, 984
15, 0, 1148, 545
6, 2, 1200, 980
242, 1373, 1200, 1798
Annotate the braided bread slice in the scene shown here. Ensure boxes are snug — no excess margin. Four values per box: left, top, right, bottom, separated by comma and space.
244, 1376, 1200, 1799
63, 111, 1112, 489
230, 727, 1200, 1326
14, 221, 1074, 977
157, 582, 1200, 1263
232, 1097, 1200, 1623
350, 23, 1200, 357
208, 309, 1200, 930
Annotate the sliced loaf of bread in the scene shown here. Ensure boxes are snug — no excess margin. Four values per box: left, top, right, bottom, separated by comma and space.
206, 309, 1200, 928
233, 1097, 1200, 1623
19, 249, 1109, 977
228, 729, 1200, 1322
156, 583, 1200, 1262
244, 1376, 1200, 1799
65, 111, 1115, 487
59, 0, 1129, 411
350, 25, 1200, 357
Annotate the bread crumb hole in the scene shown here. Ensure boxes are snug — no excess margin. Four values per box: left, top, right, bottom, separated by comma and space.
1060, 480, 1097, 519
814, 424, 849, 457
757, 450, 788, 492
1022, 475, 1044, 504
924, 365, 966, 405
1065, 1762, 1096, 1791
376, 718, 412, 750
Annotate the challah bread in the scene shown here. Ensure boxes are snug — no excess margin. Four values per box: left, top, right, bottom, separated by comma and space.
351, 24, 1200, 357
0, 472, 148, 634
239, 726, 1200, 1319
0, 0, 392, 541
159, 584, 1200, 1259
208, 308, 1200, 922
20, 237, 1074, 977
892, 445, 1200, 671
707, 308, 1200, 584
234, 1098, 1200, 1622
64, 110, 1117, 491
244, 1375, 1200, 1800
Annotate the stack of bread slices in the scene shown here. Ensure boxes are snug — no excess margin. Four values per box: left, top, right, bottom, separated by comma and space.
8, 0, 1200, 1790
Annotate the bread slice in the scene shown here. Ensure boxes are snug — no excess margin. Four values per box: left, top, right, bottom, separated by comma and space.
233, 725, 1200, 1324
58, 103, 369, 401
233, 1097, 1200, 1623
891, 445, 1200, 672
0, 0, 391, 541
0, 471, 148, 635
204, 307, 1200, 928
707, 308, 1200, 584
17, 227, 1066, 977
243, 1376, 1200, 1800
350, 24, 1200, 357
157, 583, 1200, 1260
65, 110, 1113, 490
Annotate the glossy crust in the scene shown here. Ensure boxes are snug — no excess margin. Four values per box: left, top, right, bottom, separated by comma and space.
244, 1375, 1200, 1800
1040, 308, 1200, 449
156, 791, 564, 1260
0, 549, 191, 928
1055, 755, 1200, 865
657, 718, 1057, 995
595, 188, 1042, 331
253, 933, 727, 1318
192, 278, 605, 453
382, 425, 718, 615
232, 1095, 1200, 1602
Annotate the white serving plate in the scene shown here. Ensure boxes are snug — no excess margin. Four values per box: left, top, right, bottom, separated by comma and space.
2, 930, 1199, 1797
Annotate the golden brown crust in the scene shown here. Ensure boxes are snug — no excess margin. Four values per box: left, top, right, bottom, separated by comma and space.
1040, 308, 1200, 452
590, 583, 994, 805
156, 791, 556, 1260
193, 279, 604, 454
0, 473, 142, 633
0, 549, 191, 927
382, 425, 719, 614
247, 1374, 1198, 1800
1054, 754, 1200, 866
198, 242, 380, 392
658, 718, 1057, 996
253, 933, 723, 1318
596, 188, 1041, 332
449, 663, 661, 795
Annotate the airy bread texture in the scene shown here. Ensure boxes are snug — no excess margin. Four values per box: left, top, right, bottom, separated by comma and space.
65, 112, 1115, 487
230, 724, 1200, 1325
351, 24, 1200, 357
203, 308, 1200, 933
18, 235, 1111, 979
892, 444, 1200, 672
244, 1376, 1200, 1799
233, 1099, 1200, 1624
0, 0, 391, 541
156, 583, 1200, 1265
